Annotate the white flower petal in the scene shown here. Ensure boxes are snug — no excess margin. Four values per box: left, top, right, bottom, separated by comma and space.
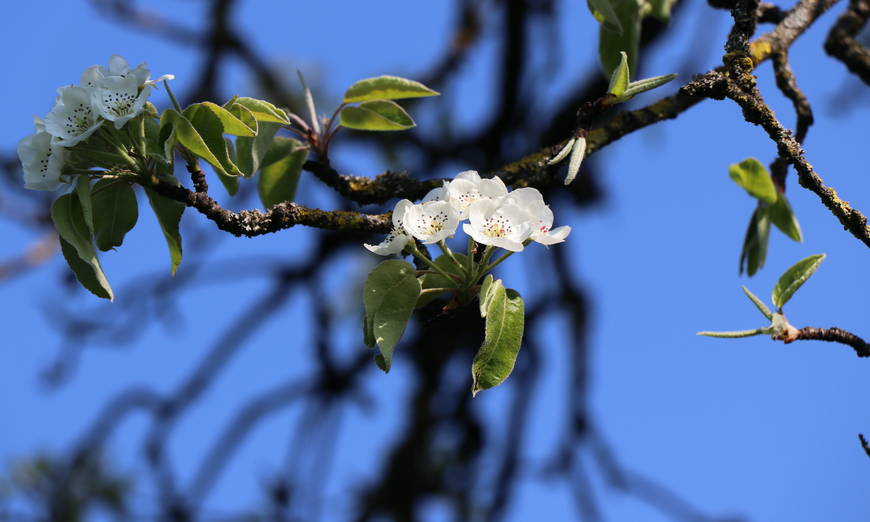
564, 136, 587, 185
44, 86, 103, 146
403, 200, 459, 244
93, 77, 150, 128
364, 232, 410, 256
18, 130, 66, 191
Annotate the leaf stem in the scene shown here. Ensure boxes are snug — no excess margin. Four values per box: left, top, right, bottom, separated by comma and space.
164, 80, 182, 113
407, 242, 459, 284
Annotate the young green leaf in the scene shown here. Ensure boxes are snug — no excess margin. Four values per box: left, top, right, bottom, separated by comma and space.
696, 328, 771, 338
187, 102, 255, 137
471, 286, 525, 397
729, 158, 777, 204
59, 238, 113, 301
742, 285, 773, 320
257, 138, 308, 209
739, 205, 771, 276
75, 176, 94, 237
598, 0, 641, 77
145, 188, 184, 276
91, 180, 138, 252
616, 73, 677, 101
587, 0, 623, 34
228, 97, 290, 124
607, 51, 630, 96
161, 110, 224, 172
51, 193, 113, 301
363, 260, 422, 372
339, 100, 416, 131
183, 104, 244, 177
768, 194, 803, 242
343, 75, 439, 104
478, 274, 495, 317
296, 70, 321, 135
771, 253, 826, 310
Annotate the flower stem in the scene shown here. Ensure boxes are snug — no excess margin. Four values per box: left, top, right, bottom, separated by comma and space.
438, 240, 464, 273
164, 80, 182, 112
407, 242, 460, 285
480, 250, 514, 276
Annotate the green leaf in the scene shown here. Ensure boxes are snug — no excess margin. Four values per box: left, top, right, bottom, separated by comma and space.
729, 158, 777, 204
478, 274, 495, 317
91, 180, 138, 252
230, 103, 283, 177
343, 75, 439, 103
598, 0, 641, 77
257, 138, 308, 209
607, 51, 630, 96
616, 73, 677, 101
739, 205, 771, 276
51, 194, 113, 300
587, 0, 623, 34
771, 253, 826, 310
183, 104, 244, 177
416, 254, 465, 308
363, 260, 422, 372
742, 285, 773, 320
471, 285, 525, 397
59, 237, 113, 301
75, 176, 94, 237
696, 328, 771, 338
195, 102, 256, 136
769, 194, 803, 242
229, 97, 290, 124
340, 100, 416, 131
161, 109, 224, 173
145, 188, 184, 276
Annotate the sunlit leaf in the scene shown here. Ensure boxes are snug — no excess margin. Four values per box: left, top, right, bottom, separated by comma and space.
772, 254, 826, 310
769, 194, 803, 242
696, 328, 771, 338
607, 51, 630, 96
587, 0, 623, 34
145, 188, 184, 276
363, 260, 422, 372
51, 193, 113, 300
340, 100, 416, 131
343, 75, 439, 103
729, 158, 777, 204
742, 285, 772, 320
471, 285, 524, 397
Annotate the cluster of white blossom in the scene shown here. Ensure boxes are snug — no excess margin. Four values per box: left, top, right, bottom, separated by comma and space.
16, 55, 173, 191
365, 170, 570, 255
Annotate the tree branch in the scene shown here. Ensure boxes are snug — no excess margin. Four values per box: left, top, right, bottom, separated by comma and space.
788, 326, 870, 357
824, 0, 870, 85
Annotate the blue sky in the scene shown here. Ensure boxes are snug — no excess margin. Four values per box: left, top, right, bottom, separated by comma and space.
2, 1, 870, 521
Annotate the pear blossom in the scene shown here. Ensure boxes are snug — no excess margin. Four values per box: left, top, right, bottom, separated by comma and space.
365, 200, 413, 255
44, 86, 103, 147
505, 187, 571, 245
80, 54, 150, 88
17, 117, 67, 191
463, 199, 531, 252
92, 75, 152, 129
402, 199, 460, 244
445, 170, 508, 219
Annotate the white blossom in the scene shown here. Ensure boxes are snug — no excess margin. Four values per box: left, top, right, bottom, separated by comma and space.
462, 199, 531, 252
445, 170, 508, 219
44, 86, 103, 147
365, 200, 413, 255
80, 55, 150, 88
504, 187, 571, 245
402, 199, 459, 244
17, 117, 67, 191
92, 75, 152, 129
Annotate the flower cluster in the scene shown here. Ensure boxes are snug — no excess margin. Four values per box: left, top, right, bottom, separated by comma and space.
17, 55, 173, 191
365, 170, 570, 255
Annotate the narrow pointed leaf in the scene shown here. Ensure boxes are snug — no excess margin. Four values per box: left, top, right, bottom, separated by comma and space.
363, 260, 422, 372
618, 73, 677, 101
547, 138, 575, 165
91, 179, 138, 252
739, 205, 770, 276
343, 76, 439, 103
769, 194, 803, 242
729, 158, 777, 204
564, 137, 587, 185
607, 51, 630, 96
741, 286, 772, 320
51, 193, 113, 300
297, 70, 321, 134
257, 138, 308, 209
340, 100, 415, 131
772, 254, 826, 310
145, 188, 184, 276
472, 287, 524, 396
696, 328, 771, 338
